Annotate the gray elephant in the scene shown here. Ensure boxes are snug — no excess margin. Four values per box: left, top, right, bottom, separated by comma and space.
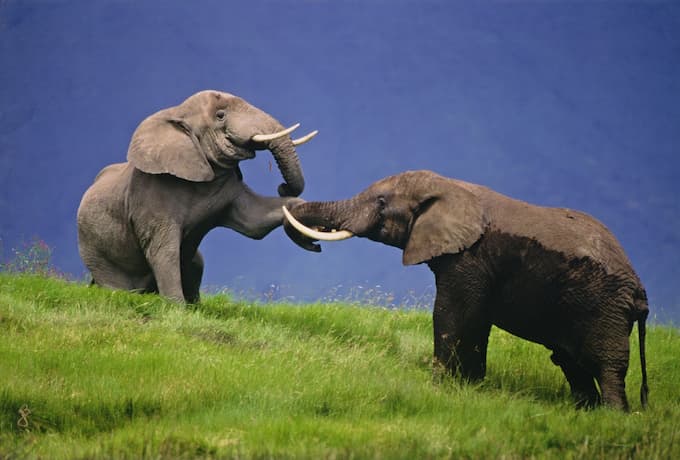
283, 170, 649, 411
77, 90, 317, 303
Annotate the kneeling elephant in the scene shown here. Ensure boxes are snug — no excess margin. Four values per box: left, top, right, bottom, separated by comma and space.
78, 90, 317, 303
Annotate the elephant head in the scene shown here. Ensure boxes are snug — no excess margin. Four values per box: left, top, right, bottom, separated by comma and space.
127, 90, 316, 196
283, 170, 486, 265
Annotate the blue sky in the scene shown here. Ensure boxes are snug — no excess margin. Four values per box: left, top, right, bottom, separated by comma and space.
1, 1, 679, 321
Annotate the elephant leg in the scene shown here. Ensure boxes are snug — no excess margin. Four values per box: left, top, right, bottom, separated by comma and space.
578, 313, 632, 411
433, 304, 492, 381
88, 264, 134, 291
597, 366, 629, 411
550, 351, 601, 409
181, 250, 204, 304
431, 259, 492, 381
86, 256, 150, 293
226, 184, 303, 240
145, 232, 185, 302
593, 337, 631, 411
429, 255, 491, 381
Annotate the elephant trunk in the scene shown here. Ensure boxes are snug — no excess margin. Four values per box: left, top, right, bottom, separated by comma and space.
288, 200, 352, 230
266, 135, 305, 197
284, 199, 361, 251
246, 110, 306, 198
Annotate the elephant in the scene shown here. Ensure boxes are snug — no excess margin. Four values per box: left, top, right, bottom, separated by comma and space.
77, 90, 317, 303
282, 170, 649, 411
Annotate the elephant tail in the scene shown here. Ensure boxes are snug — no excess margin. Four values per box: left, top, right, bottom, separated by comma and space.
636, 292, 649, 409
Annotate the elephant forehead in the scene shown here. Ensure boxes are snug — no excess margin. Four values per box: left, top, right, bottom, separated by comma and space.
374, 171, 447, 201
184, 90, 240, 110
190, 90, 234, 101
371, 173, 416, 193
367, 181, 394, 196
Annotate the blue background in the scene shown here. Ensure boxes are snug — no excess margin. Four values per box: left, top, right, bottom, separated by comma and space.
1, 1, 679, 322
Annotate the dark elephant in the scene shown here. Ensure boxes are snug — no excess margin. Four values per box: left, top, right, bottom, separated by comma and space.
283, 170, 649, 411
77, 90, 317, 303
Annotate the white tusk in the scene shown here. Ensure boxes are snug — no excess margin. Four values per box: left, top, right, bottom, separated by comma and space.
282, 206, 354, 241
251, 123, 300, 142
292, 130, 319, 146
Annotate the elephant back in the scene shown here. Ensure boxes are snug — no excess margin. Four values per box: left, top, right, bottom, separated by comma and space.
478, 187, 638, 279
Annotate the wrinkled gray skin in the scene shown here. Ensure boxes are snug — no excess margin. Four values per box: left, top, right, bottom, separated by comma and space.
78, 90, 307, 303
285, 170, 649, 410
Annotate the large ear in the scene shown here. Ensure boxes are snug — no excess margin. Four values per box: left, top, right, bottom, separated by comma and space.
127, 114, 215, 182
403, 183, 485, 265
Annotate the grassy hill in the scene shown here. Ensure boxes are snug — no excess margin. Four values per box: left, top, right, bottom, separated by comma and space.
1, 274, 678, 459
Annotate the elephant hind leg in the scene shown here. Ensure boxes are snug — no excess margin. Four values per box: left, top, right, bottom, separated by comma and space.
597, 367, 629, 411
594, 344, 630, 410
88, 264, 139, 292
550, 351, 601, 409
85, 255, 157, 295
587, 324, 632, 411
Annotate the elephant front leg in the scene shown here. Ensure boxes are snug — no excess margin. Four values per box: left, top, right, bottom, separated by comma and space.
430, 261, 492, 382
433, 300, 491, 382
226, 186, 304, 240
144, 231, 186, 302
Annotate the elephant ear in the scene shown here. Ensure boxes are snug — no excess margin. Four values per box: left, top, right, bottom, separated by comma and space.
403, 182, 485, 266
127, 114, 215, 182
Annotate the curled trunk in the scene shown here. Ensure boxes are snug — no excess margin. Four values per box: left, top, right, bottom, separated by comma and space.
283, 200, 352, 252
287, 201, 349, 228
231, 100, 307, 197
267, 135, 305, 197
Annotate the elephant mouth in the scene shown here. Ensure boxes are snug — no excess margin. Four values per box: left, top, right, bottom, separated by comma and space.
282, 206, 355, 241
223, 143, 256, 166
225, 121, 318, 162
231, 144, 256, 161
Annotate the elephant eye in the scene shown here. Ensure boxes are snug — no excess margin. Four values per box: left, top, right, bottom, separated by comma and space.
377, 196, 387, 211
216, 110, 226, 120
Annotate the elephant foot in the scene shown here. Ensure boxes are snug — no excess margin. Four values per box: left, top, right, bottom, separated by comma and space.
431, 357, 450, 384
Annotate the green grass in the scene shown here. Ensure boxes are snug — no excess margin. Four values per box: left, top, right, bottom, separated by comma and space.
1, 273, 678, 459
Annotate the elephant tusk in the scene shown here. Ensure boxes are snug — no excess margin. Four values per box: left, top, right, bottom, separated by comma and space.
282, 206, 354, 241
251, 123, 300, 142
292, 130, 319, 146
